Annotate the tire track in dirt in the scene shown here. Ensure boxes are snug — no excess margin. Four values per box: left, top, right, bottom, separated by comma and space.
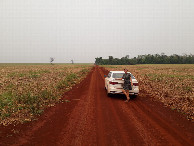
0, 68, 95, 146
132, 100, 193, 145
95, 67, 143, 145
100, 66, 194, 146
1, 66, 193, 146
57, 67, 97, 145
98, 66, 160, 145
121, 103, 175, 145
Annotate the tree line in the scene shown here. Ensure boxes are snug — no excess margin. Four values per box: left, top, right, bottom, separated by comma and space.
95, 54, 194, 65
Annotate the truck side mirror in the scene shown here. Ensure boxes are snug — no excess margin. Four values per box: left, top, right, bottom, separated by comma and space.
104, 75, 107, 77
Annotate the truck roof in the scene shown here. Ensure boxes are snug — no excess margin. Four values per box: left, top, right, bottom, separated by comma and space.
110, 71, 131, 74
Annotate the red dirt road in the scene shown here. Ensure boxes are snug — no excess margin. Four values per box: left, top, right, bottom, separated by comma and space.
0, 66, 193, 146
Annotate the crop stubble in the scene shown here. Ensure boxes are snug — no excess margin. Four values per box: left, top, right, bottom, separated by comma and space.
103, 64, 194, 120
0, 64, 92, 125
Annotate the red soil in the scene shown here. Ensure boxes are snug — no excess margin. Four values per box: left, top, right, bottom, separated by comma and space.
0, 66, 193, 146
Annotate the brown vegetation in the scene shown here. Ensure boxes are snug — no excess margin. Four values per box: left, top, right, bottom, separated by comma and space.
103, 64, 194, 120
0, 64, 92, 125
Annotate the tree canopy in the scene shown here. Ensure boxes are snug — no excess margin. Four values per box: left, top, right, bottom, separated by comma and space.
95, 54, 194, 65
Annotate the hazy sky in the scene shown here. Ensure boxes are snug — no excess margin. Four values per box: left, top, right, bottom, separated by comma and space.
0, 0, 194, 63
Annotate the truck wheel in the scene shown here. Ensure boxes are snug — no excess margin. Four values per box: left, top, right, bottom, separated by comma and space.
107, 93, 112, 97
131, 95, 138, 99
107, 90, 112, 97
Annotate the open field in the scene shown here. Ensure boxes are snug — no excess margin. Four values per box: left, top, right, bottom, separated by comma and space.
103, 64, 194, 120
1, 66, 193, 145
0, 63, 94, 66
0, 64, 93, 125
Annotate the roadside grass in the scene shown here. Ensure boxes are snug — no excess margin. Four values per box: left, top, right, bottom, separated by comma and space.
103, 64, 194, 121
0, 64, 92, 125
56, 73, 78, 90
146, 73, 194, 82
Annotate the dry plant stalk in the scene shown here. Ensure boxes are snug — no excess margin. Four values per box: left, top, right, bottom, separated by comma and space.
0, 64, 92, 125
104, 64, 194, 120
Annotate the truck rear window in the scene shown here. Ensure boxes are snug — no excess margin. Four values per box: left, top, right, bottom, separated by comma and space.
112, 73, 135, 79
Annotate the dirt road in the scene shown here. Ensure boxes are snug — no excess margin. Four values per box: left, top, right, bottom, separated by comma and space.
0, 66, 193, 146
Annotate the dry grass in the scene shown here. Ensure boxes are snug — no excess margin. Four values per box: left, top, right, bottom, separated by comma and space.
0, 64, 93, 125
103, 64, 194, 120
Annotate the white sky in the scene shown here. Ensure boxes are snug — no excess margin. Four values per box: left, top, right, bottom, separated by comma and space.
0, 0, 194, 63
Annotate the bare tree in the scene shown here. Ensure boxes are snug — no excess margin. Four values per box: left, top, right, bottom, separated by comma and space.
50, 57, 54, 65
125, 55, 129, 59
71, 59, 74, 64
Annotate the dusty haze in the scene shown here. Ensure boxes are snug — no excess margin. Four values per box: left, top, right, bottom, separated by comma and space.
0, 0, 194, 63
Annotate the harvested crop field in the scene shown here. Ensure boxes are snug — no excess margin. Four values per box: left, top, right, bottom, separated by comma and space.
0, 64, 92, 125
103, 64, 194, 120
0, 65, 193, 146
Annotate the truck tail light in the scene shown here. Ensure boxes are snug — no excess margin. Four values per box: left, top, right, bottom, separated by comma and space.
133, 83, 139, 86
109, 81, 118, 85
